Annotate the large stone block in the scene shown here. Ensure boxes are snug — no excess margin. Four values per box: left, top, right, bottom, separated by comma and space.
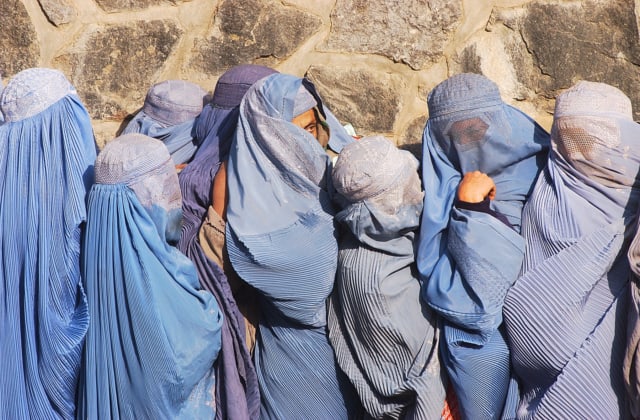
38, 0, 76, 26
491, 0, 640, 120
397, 115, 427, 159
54, 20, 183, 120
306, 65, 404, 134
192, 0, 322, 75
322, 0, 463, 70
0, 0, 40, 78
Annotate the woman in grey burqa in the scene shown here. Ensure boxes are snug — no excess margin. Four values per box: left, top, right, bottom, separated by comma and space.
504, 81, 640, 418
327, 135, 446, 419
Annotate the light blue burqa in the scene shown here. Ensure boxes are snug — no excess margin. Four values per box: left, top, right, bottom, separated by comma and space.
225, 73, 358, 419
77, 134, 223, 419
0, 68, 96, 419
417, 73, 549, 419
504, 81, 640, 419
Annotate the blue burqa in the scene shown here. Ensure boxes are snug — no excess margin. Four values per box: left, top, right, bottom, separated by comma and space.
0, 68, 96, 419
225, 73, 358, 419
504, 81, 640, 419
417, 73, 549, 419
77, 134, 223, 419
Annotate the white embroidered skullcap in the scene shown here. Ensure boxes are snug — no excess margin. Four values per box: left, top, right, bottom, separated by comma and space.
333, 135, 419, 203
95, 133, 181, 211
0, 68, 76, 122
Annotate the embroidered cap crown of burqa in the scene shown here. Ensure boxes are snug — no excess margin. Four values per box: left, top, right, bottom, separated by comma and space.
0, 67, 96, 419
123, 79, 208, 164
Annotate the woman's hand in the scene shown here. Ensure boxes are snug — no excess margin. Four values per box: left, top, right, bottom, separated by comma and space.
456, 171, 496, 203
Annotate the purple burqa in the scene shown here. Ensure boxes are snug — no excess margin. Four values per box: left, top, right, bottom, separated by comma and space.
178, 64, 277, 420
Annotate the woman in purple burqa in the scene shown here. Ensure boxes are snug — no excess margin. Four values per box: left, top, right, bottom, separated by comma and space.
177, 64, 277, 420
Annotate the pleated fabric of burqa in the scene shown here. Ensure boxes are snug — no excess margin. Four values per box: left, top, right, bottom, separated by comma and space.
177, 64, 277, 420
77, 133, 223, 419
504, 81, 640, 419
122, 79, 208, 165
0, 68, 96, 419
625, 215, 640, 418
225, 73, 358, 419
327, 136, 446, 419
416, 73, 550, 419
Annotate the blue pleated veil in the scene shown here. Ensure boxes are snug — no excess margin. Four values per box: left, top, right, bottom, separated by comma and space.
417, 73, 550, 419
225, 73, 358, 419
77, 133, 223, 419
0, 68, 96, 419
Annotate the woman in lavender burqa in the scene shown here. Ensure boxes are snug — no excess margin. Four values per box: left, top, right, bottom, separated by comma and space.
177, 64, 277, 420
225, 73, 359, 419
416, 73, 550, 419
504, 81, 640, 418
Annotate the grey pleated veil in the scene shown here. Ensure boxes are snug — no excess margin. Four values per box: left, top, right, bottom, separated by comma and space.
504, 81, 640, 418
328, 136, 446, 419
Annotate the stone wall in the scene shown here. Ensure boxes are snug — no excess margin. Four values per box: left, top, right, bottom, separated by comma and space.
2, 0, 640, 151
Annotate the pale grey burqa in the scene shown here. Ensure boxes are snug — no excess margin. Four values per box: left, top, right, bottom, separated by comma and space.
504, 81, 640, 419
328, 136, 445, 419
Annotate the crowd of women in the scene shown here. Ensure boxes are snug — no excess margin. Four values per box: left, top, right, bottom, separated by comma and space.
1, 64, 639, 420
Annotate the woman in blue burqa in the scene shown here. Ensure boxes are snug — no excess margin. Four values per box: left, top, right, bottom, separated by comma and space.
177, 63, 278, 420
504, 81, 640, 418
417, 73, 550, 419
122, 79, 209, 167
0, 68, 96, 419
77, 133, 223, 419
327, 135, 446, 419
225, 73, 359, 419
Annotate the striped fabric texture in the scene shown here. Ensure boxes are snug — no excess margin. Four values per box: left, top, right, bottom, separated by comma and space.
0, 68, 96, 419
